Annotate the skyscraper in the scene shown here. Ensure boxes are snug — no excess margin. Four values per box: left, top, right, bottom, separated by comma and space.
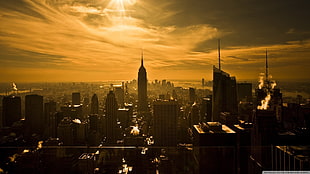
193, 122, 237, 174
251, 110, 276, 172
114, 86, 124, 107
90, 94, 99, 114
138, 55, 148, 113
153, 100, 179, 146
255, 50, 282, 121
57, 117, 74, 145
212, 66, 238, 121
105, 91, 118, 144
189, 103, 200, 126
237, 83, 252, 102
117, 108, 130, 130
72, 92, 80, 105
189, 87, 196, 104
201, 96, 212, 122
44, 101, 57, 137
2, 95, 21, 127
25, 94, 44, 135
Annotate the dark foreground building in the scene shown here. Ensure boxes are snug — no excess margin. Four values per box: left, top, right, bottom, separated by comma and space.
193, 122, 237, 174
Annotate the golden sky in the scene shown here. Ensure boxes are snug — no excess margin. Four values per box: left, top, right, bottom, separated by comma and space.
1, 0, 310, 82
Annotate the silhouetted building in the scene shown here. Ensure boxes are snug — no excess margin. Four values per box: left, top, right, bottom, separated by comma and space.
237, 83, 252, 102
250, 110, 277, 173
138, 56, 148, 113
72, 92, 80, 105
153, 100, 179, 146
202, 78, 205, 88
54, 112, 65, 132
90, 94, 99, 114
75, 120, 87, 144
44, 101, 57, 137
189, 103, 200, 126
114, 86, 124, 108
61, 104, 83, 119
124, 103, 133, 118
233, 122, 253, 174
105, 91, 118, 144
281, 103, 310, 130
189, 87, 196, 104
83, 96, 90, 116
83, 97, 89, 105
25, 94, 44, 135
219, 112, 238, 127
2, 95, 21, 127
172, 90, 177, 100
255, 87, 283, 121
162, 80, 167, 87
57, 117, 74, 145
200, 96, 212, 122
193, 122, 237, 174
117, 108, 130, 130
212, 66, 238, 121
272, 146, 310, 171
89, 114, 98, 131
255, 49, 283, 121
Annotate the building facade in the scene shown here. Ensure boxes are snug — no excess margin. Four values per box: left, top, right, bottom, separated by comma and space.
153, 100, 179, 146
2, 95, 21, 127
212, 66, 238, 121
138, 58, 148, 113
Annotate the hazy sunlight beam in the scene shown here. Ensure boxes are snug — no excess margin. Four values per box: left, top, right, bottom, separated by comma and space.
106, 0, 136, 16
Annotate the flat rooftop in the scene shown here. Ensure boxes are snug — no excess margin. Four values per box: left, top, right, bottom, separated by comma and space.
194, 122, 235, 134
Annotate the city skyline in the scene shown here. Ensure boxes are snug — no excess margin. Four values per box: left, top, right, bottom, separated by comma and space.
1, 0, 310, 82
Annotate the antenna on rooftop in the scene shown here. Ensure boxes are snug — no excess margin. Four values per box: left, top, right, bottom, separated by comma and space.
218, 39, 221, 70
265, 49, 268, 80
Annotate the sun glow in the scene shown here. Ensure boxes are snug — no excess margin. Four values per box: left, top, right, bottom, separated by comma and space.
104, 0, 138, 26
106, 0, 137, 15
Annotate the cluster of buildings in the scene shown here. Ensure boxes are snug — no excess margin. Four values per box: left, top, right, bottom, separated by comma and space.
0, 52, 310, 174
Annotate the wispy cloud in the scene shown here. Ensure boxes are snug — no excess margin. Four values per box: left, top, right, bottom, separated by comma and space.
0, 0, 309, 81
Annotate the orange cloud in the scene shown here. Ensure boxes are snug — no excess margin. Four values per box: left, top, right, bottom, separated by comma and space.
0, 0, 309, 82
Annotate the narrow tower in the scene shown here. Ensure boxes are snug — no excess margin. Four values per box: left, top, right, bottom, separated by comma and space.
265, 49, 268, 80
138, 51, 148, 113
90, 94, 99, 114
105, 91, 118, 144
218, 39, 221, 70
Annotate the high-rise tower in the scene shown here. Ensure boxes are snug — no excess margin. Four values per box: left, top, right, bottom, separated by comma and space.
72, 92, 80, 105
90, 94, 99, 114
212, 41, 238, 121
153, 100, 179, 146
25, 94, 44, 135
138, 53, 148, 113
255, 50, 282, 120
44, 101, 57, 137
189, 87, 196, 104
212, 66, 238, 121
2, 95, 21, 127
105, 91, 118, 144
114, 86, 124, 108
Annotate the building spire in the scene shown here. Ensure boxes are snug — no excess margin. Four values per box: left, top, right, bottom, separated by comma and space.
218, 39, 221, 70
141, 49, 144, 66
265, 48, 268, 80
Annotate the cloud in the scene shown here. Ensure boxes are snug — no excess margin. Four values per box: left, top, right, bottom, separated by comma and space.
0, 0, 219, 74
0, 0, 309, 81
227, 56, 249, 62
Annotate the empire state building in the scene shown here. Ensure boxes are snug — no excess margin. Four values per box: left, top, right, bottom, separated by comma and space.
138, 54, 148, 113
